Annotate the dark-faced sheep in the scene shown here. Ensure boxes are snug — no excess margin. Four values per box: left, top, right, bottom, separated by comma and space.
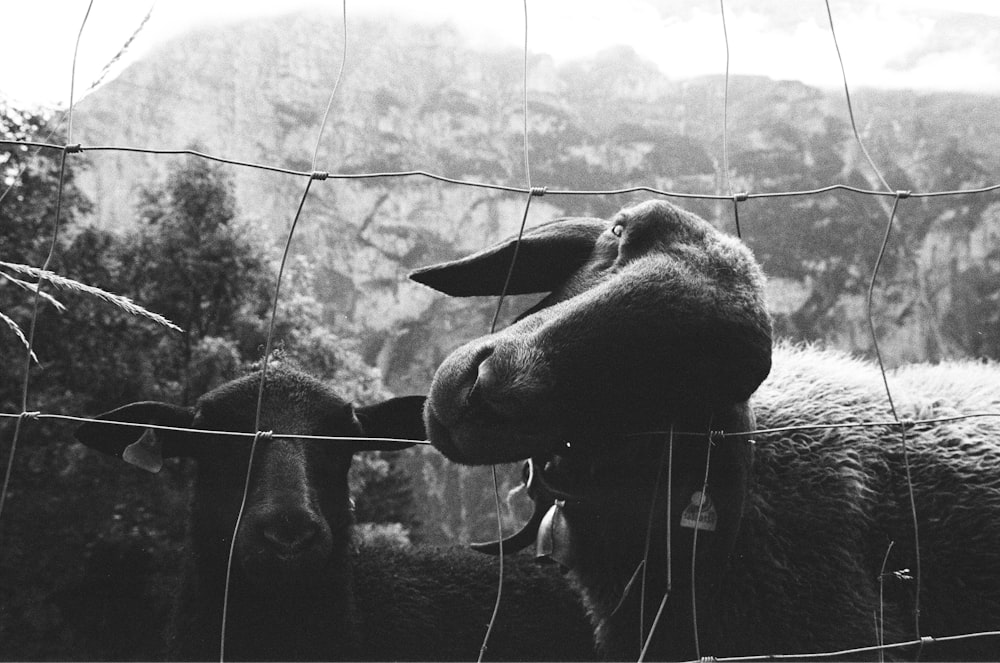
411, 199, 1000, 661
75, 367, 596, 661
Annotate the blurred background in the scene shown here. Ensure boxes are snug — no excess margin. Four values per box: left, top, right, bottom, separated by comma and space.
2, 1, 999, 658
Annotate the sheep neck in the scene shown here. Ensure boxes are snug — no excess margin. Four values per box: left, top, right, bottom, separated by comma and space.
527, 417, 754, 660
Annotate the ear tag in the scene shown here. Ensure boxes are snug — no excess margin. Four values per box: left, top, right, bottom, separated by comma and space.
536, 500, 576, 568
122, 428, 164, 473
680, 490, 717, 532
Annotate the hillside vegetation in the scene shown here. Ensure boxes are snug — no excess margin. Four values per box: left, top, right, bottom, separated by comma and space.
1, 10, 998, 658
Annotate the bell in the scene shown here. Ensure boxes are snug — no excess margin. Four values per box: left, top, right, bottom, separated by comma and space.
536, 500, 577, 568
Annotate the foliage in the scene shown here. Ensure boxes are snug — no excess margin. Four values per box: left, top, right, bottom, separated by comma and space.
0, 105, 92, 265
124, 154, 270, 402
1, 259, 180, 329
1, 121, 418, 659
6, 13, 1000, 656
1, 105, 92, 409
0, 107, 184, 661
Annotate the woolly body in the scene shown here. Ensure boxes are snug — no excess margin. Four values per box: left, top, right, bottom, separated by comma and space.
564, 343, 1000, 660
412, 199, 1000, 660
77, 368, 594, 660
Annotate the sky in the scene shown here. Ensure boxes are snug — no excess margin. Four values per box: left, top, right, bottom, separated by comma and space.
3, 0, 1000, 108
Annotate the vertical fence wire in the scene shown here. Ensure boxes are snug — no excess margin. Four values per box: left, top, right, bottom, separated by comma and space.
865, 193, 923, 646
311, 0, 348, 174
1, 2, 999, 660
638, 423, 675, 660
718, 0, 743, 239
219, 3, 348, 660
877, 540, 896, 663
823, 0, 923, 646
478, 3, 536, 660
0, 0, 94, 525
0, 1, 153, 208
719, 0, 731, 198
718, 0, 740, 231
218, 175, 320, 662
63, 1, 94, 148
688, 426, 716, 661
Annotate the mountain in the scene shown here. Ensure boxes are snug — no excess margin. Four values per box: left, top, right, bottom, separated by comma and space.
69, 10, 1000, 543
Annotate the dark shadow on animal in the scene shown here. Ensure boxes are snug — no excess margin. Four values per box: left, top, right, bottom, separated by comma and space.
75, 367, 596, 661
413, 199, 1000, 661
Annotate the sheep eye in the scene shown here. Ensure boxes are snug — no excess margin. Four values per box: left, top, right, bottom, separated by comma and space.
611, 223, 624, 238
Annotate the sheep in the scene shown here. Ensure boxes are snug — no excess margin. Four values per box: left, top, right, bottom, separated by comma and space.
52, 536, 164, 661
75, 367, 597, 661
410, 199, 1000, 661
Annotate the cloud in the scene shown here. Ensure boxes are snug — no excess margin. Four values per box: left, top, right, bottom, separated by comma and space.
4, 0, 1000, 108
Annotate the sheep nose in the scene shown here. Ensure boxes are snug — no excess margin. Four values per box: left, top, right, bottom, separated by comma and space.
262, 512, 321, 555
465, 344, 551, 419
467, 352, 497, 408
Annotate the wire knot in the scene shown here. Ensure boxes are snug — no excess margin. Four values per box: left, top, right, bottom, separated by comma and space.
895, 190, 912, 199
253, 430, 274, 442
709, 429, 727, 444
18, 411, 41, 421
64, 144, 83, 154
310, 171, 330, 181
733, 191, 749, 202
879, 567, 913, 583
529, 186, 547, 197
919, 635, 936, 645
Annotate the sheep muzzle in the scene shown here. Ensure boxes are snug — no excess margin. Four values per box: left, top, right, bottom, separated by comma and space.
426, 336, 566, 465
236, 501, 341, 586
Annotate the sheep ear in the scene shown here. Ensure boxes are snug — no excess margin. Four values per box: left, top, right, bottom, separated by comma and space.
354, 396, 426, 451
75, 402, 195, 473
409, 218, 606, 296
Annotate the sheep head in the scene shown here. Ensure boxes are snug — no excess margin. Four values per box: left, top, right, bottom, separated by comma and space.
75, 369, 425, 589
411, 199, 772, 465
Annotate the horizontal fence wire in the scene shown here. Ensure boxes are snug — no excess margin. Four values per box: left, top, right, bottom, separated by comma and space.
4, 409, 999, 446
5, 139, 1000, 200
0, 411, 432, 447
3, 0, 1000, 661
702, 631, 1000, 663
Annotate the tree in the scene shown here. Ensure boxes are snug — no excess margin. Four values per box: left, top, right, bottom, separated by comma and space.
0, 106, 182, 661
126, 154, 270, 403
0, 104, 92, 266
2, 133, 421, 658
1, 104, 94, 408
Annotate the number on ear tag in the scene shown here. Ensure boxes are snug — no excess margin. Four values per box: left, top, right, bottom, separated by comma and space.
680, 490, 718, 532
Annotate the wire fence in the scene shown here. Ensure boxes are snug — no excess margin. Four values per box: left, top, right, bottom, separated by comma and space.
2, 0, 1000, 661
